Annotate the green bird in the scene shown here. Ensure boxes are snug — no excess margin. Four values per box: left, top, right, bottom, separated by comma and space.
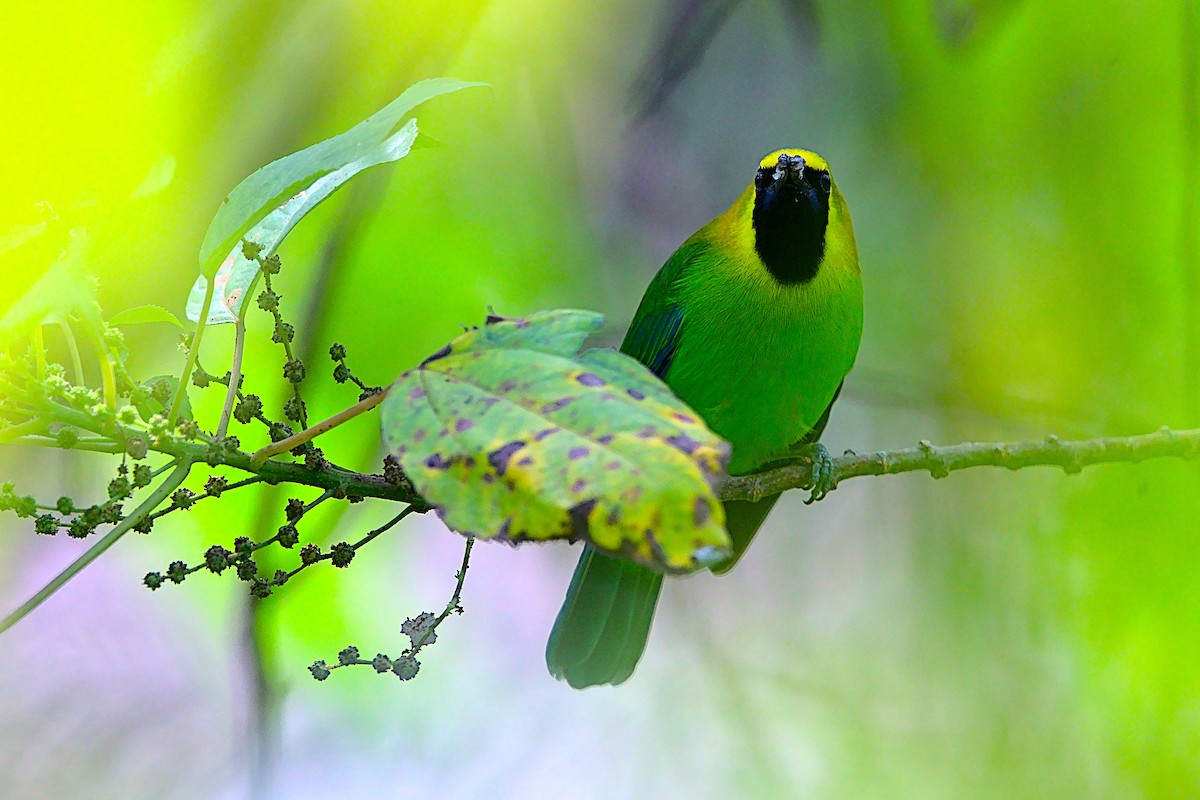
545, 149, 864, 688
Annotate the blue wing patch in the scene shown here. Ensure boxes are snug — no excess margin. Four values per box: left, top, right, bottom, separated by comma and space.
620, 305, 684, 379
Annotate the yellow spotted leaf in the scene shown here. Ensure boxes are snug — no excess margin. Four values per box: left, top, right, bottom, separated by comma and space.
380, 309, 732, 573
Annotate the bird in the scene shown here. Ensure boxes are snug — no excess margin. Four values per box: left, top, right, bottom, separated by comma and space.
545, 149, 864, 689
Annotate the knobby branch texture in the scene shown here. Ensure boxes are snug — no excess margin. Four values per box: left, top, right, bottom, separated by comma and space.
721, 427, 1200, 502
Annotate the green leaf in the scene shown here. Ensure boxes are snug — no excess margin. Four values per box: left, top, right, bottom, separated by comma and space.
197, 76, 485, 278
186, 119, 420, 324
380, 310, 732, 573
109, 304, 185, 330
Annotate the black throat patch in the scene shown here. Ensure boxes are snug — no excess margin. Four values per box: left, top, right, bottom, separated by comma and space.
751, 165, 830, 285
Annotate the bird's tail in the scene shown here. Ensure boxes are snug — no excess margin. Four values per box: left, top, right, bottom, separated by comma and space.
546, 547, 663, 689
545, 494, 780, 687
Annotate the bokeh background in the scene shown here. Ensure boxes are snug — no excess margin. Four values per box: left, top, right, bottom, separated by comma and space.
2, 1, 1198, 797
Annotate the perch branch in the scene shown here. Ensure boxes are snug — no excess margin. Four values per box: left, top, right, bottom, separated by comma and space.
720, 427, 1200, 502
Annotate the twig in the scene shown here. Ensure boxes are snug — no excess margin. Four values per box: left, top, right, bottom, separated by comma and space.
410, 535, 473, 653
249, 389, 387, 466
314, 529, 472, 682
146, 474, 264, 523
55, 319, 84, 387
720, 428, 1200, 502
170, 279, 214, 425
266, 505, 416, 587
215, 317, 247, 439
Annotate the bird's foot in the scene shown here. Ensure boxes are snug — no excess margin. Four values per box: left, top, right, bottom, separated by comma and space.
793, 442, 835, 505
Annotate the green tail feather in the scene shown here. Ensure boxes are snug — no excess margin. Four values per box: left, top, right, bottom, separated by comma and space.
546, 547, 663, 688
546, 494, 779, 688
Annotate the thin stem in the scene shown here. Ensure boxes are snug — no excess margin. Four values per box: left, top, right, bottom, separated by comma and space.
0, 419, 49, 443
56, 319, 84, 386
32, 325, 46, 381
82, 318, 117, 410
10, 436, 122, 454
216, 316, 247, 439
169, 278, 214, 426
411, 535, 473, 653
250, 388, 388, 466
266, 505, 415, 587
146, 474, 264, 522
0, 458, 193, 634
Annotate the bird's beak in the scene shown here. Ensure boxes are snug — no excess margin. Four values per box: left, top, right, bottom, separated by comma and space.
772, 153, 807, 187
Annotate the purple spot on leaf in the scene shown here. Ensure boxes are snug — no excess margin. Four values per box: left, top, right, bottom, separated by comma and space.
673, 412, 697, 424
488, 441, 525, 475
665, 433, 700, 455
693, 497, 711, 526
571, 478, 586, 493
568, 446, 589, 460
627, 388, 645, 400
535, 427, 559, 441
540, 397, 574, 413
424, 453, 454, 470
409, 387, 427, 400
518, 456, 533, 467
606, 461, 621, 471
420, 344, 452, 366
597, 434, 614, 445
455, 418, 474, 433
575, 372, 605, 387
499, 380, 517, 393
568, 499, 597, 541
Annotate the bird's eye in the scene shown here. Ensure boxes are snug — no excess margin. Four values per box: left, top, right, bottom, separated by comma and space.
818, 172, 832, 194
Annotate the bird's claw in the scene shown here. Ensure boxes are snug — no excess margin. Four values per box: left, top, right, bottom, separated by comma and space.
797, 443, 835, 505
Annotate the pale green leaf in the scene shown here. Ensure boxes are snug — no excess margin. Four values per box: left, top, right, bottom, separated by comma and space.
185, 120, 420, 324
197, 76, 485, 277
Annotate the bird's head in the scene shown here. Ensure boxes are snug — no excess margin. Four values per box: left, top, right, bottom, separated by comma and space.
750, 149, 834, 285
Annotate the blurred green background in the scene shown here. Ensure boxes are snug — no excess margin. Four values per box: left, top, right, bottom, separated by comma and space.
2, 0, 1198, 797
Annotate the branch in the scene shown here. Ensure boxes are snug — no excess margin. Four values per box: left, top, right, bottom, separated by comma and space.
720, 427, 1200, 502
12, 390, 1200, 510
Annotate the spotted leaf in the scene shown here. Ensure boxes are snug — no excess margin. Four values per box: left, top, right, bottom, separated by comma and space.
380, 309, 732, 573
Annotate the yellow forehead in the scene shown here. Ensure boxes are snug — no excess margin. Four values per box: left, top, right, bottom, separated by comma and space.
758, 148, 830, 173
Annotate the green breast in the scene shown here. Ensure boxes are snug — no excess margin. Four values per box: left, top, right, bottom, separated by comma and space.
664, 250, 863, 476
